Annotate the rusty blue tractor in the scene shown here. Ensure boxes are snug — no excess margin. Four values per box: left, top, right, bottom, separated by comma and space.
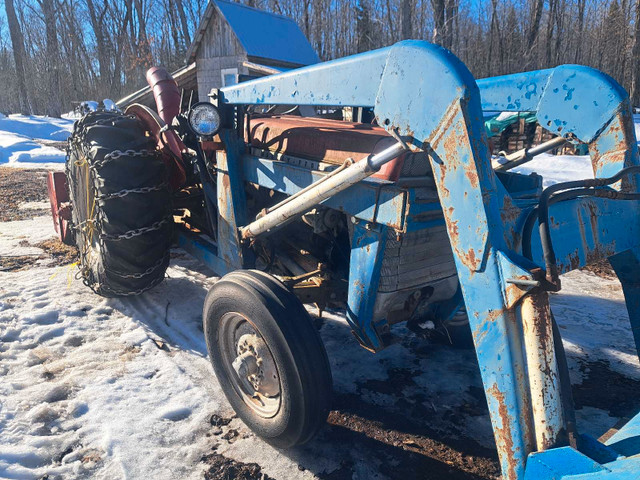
51, 41, 640, 479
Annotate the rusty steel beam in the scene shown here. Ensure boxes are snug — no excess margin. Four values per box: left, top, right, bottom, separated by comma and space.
520, 291, 566, 451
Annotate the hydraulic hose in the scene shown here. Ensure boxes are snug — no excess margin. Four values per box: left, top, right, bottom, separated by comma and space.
522, 165, 640, 289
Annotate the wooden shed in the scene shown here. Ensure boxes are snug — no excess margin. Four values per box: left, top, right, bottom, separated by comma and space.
186, 0, 319, 101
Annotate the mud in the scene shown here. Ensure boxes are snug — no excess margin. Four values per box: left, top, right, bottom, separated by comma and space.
322, 394, 500, 480
202, 449, 275, 480
580, 260, 617, 279
572, 360, 640, 418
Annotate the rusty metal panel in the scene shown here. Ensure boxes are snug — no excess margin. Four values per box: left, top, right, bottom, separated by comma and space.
216, 130, 248, 270
240, 153, 408, 230
246, 115, 406, 180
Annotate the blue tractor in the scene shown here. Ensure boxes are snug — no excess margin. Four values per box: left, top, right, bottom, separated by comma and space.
50, 41, 640, 479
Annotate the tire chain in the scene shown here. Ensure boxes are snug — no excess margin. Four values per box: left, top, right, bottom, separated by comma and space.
99, 217, 171, 242
66, 113, 172, 296
88, 271, 166, 297
96, 182, 169, 200
105, 252, 169, 279
92, 149, 160, 169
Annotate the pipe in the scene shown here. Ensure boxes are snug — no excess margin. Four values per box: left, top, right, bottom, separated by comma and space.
521, 291, 567, 451
493, 136, 567, 171
263, 158, 354, 216
146, 67, 181, 126
240, 142, 407, 239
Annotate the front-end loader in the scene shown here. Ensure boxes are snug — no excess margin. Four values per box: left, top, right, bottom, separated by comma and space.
48, 41, 640, 479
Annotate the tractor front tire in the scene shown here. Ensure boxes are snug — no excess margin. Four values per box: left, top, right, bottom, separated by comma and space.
66, 111, 173, 297
203, 270, 333, 448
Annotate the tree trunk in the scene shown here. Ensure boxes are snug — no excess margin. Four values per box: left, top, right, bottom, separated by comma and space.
401, 0, 412, 40
174, 0, 192, 49
444, 0, 458, 51
630, 0, 640, 105
431, 0, 445, 46
4, 0, 31, 114
526, 0, 544, 53
134, 0, 152, 68
40, 0, 62, 117
574, 0, 586, 63
86, 0, 111, 97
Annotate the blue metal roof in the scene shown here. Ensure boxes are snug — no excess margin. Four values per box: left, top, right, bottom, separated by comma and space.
214, 0, 319, 66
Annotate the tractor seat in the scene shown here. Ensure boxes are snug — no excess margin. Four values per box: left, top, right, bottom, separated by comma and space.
245, 116, 428, 181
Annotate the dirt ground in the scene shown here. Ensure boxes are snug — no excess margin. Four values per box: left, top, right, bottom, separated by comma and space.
0, 167, 78, 272
0, 167, 51, 222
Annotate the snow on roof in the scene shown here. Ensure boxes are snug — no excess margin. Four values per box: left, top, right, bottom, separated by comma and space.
187, 0, 319, 66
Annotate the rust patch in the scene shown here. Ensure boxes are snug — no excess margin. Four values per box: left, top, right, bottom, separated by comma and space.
445, 207, 459, 238
585, 242, 616, 266
586, 200, 599, 241
464, 163, 479, 189
568, 249, 581, 270
500, 196, 521, 225
441, 206, 484, 272
487, 383, 518, 480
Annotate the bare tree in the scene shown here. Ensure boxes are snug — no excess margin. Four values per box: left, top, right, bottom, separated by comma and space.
401, 0, 413, 40
630, 0, 640, 104
431, 0, 445, 46
175, 0, 192, 48
4, 0, 31, 114
38, 0, 63, 116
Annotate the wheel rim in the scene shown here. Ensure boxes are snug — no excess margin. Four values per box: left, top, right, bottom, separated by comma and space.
218, 312, 281, 418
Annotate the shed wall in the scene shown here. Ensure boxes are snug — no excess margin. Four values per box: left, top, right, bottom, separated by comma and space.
195, 8, 247, 99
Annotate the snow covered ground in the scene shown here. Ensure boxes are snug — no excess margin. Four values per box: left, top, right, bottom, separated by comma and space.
0, 114, 73, 168
0, 115, 639, 479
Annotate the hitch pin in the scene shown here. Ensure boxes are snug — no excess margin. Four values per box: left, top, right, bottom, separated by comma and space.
506, 278, 541, 287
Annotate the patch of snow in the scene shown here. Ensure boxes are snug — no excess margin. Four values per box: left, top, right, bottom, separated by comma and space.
495, 111, 518, 122
0, 114, 73, 141
19, 201, 51, 211
0, 115, 73, 166
512, 152, 594, 187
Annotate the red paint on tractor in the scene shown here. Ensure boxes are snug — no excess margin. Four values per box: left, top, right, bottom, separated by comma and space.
246, 116, 410, 181
146, 67, 181, 126
46, 172, 73, 246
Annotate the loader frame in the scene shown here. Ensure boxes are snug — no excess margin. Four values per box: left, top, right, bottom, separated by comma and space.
174, 41, 640, 479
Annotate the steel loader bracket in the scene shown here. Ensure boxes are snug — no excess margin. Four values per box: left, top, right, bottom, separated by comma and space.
215, 41, 640, 479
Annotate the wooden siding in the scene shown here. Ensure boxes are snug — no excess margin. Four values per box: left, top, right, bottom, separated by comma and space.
195, 7, 247, 100
196, 7, 245, 60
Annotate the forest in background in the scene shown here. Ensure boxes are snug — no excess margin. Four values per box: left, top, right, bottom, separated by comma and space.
2, 0, 640, 116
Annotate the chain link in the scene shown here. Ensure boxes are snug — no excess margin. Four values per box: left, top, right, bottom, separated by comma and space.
96, 182, 168, 200
91, 273, 166, 297
93, 149, 159, 169
99, 217, 171, 241
105, 253, 169, 279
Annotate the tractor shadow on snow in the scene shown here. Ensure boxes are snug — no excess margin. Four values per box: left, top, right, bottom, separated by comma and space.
108, 253, 501, 479
108, 255, 639, 480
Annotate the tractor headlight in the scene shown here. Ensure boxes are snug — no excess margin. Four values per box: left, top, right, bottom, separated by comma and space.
187, 102, 221, 137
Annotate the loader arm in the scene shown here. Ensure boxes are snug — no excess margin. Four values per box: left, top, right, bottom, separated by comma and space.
213, 41, 640, 480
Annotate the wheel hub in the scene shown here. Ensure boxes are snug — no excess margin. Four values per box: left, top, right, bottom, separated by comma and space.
232, 334, 279, 397
218, 313, 282, 418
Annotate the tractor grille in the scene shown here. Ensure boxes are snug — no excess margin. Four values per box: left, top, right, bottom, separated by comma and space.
379, 226, 456, 293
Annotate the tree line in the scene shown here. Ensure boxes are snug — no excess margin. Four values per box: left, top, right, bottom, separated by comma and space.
3, 0, 640, 116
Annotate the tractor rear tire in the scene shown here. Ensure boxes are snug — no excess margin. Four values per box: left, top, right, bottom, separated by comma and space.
66, 110, 173, 297
203, 270, 333, 448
